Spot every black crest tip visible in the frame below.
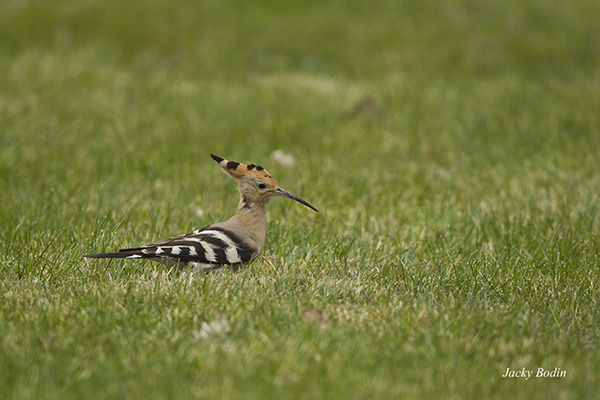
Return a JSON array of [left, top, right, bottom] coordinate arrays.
[[227, 161, 240, 169], [211, 154, 224, 163]]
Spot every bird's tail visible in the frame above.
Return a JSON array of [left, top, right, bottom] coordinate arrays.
[[84, 248, 148, 259]]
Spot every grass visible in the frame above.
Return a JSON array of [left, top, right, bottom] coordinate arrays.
[[1, 0, 599, 398]]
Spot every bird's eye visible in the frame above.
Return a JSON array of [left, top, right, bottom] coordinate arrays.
[[258, 183, 267, 189]]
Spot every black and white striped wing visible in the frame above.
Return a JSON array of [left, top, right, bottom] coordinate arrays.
[[86, 226, 256, 271], [146, 227, 255, 266]]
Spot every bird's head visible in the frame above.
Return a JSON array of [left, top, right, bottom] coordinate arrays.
[[211, 154, 318, 212]]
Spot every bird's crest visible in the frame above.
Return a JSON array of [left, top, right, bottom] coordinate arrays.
[[211, 154, 278, 188]]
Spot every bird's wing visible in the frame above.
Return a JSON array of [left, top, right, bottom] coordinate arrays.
[[85, 226, 256, 267]]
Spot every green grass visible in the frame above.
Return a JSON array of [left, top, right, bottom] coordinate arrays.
[[1, 0, 599, 398]]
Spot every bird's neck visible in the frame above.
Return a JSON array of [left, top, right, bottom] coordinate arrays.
[[227, 194, 269, 251]]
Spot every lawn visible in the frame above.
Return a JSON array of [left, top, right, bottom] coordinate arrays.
[[1, 0, 599, 398]]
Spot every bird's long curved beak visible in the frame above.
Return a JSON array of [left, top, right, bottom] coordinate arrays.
[[275, 188, 319, 212]]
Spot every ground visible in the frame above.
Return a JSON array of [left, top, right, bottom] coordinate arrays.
[[1, 0, 599, 398]]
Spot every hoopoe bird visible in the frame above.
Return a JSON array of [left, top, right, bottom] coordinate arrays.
[[84, 154, 318, 272]]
